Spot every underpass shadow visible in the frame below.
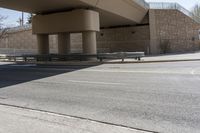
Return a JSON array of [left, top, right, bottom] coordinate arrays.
[[0, 63, 98, 89]]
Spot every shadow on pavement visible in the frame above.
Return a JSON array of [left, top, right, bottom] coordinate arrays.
[[0, 63, 98, 89]]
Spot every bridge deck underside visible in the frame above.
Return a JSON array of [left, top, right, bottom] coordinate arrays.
[[0, 0, 148, 27]]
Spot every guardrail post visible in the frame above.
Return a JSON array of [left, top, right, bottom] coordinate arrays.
[[24, 56, 27, 62]]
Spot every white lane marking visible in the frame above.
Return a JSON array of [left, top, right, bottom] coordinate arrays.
[[190, 68, 200, 75], [67, 80, 123, 85], [191, 70, 195, 75], [190, 68, 200, 81]]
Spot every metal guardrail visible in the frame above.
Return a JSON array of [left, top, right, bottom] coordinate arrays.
[[0, 54, 96, 62], [98, 52, 145, 61], [149, 2, 200, 23], [0, 52, 145, 62]]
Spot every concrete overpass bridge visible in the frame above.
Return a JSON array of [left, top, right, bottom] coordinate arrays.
[[0, 0, 149, 55]]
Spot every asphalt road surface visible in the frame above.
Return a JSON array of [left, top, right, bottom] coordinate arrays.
[[0, 61, 200, 133]]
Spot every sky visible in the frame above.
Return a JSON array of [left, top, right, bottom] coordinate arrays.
[[0, 0, 200, 27]]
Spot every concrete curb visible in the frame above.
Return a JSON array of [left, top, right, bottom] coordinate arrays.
[[108, 59, 200, 64], [15, 61, 103, 66], [12, 58, 200, 66]]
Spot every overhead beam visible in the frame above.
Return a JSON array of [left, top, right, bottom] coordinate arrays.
[[32, 9, 100, 34]]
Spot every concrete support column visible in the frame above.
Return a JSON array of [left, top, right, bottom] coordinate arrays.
[[37, 34, 49, 55], [82, 31, 97, 54], [58, 33, 71, 54]]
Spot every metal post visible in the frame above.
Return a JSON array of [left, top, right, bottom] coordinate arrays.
[[22, 12, 24, 26]]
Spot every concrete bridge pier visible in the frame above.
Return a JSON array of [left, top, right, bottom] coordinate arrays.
[[58, 33, 71, 54], [82, 31, 97, 54], [2, 0, 149, 56], [37, 34, 49, 55], [32, 9, 100, 56]]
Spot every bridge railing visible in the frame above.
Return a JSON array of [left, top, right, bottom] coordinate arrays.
[[149, 2, 200, 23]]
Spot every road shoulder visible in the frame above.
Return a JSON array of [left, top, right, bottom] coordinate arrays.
[[0, 104, 151, 133]]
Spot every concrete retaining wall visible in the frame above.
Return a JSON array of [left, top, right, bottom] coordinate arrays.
[[0, 25, 150, 55]]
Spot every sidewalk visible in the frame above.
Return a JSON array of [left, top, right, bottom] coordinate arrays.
[[106, 52, 200, 63], [0, 104, 151, 133], [141, 52, 200, 62]]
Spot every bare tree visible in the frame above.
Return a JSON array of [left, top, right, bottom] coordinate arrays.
[[192, 4, 200, 18], [0, 15, 5, 29], [0, 15, 8, 39], [0, 28, 8, 39]]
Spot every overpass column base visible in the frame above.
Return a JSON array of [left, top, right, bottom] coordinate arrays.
[[37, 34, 49, 55], [82, 31, 97, 55], [58, 33, 71, 54]]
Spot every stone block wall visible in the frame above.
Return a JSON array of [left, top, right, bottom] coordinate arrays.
[[0, 25, 150, 55], [97, 25, 150, 53], [0, 30, 84, 55], [149, 9, 200, 54], [68, 25, 150, 54], [0, 29, 37, 55]]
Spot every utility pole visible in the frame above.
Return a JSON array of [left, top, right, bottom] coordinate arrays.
[[21, 11, 24, 26]]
